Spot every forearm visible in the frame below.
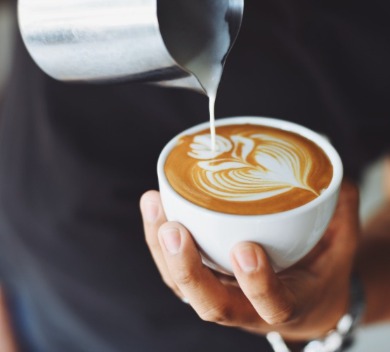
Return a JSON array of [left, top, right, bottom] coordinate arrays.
[[356, 201, 390, 324], [0, 288, 17, 352]]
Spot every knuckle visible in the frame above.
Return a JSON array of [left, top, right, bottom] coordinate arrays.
[[263, 303, 295, 326], [246, 284, 273, 302], [199, 303, 233, 324], [173, 268, 196, 287]]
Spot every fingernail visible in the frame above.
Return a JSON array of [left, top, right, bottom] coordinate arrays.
[[234, 245, 258, 273], [161, 228, 182, 255], [143, 201, 159, 223]]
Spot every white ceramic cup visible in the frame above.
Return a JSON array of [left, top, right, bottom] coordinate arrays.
[[157, 117, 343, 274]]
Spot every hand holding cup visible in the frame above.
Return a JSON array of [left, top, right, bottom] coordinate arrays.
[[157, 117, 343, 273], [140, 181, 359, 340]]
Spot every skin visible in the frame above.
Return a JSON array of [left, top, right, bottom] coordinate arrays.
[[356, 157, 390, 325], [0, 161, 388, 350], [141, 160, 390, 342], [0, 289, 17, 352]]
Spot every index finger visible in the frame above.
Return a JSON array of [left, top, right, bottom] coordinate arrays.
[[158, 222, 261, 327], [140, 191, 181, 296]]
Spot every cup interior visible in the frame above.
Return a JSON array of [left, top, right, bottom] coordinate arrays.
[[158, 116, 343, 218]]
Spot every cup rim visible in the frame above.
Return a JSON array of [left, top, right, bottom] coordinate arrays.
[[157, 116, 343, 219]]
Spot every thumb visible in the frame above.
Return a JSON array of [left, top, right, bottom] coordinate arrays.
[[231, 243, 296, 326]]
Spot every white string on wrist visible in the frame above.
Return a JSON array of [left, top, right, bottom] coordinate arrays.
[[266, 274, 365, 352]]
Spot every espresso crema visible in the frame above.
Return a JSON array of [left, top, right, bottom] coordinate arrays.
[[165, 124, 333, 215]]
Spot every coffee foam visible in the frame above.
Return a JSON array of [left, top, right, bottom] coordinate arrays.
[[165, 124, 333, 215]]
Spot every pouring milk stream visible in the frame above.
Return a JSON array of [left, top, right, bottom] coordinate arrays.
[[158, 0, 237, 151]]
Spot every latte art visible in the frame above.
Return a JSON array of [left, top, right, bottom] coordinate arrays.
[[189, 133, 319, 202], [165, 124, 333, 215]]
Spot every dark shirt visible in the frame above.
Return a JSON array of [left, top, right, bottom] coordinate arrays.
[[0, 1, 389, 351]]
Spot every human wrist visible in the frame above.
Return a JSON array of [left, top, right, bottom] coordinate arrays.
[[267, 274, 365, 352]]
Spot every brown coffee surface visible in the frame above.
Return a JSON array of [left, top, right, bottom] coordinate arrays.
[[165, 124, 333, 215]]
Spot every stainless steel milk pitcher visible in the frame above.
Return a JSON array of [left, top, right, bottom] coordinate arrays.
[[18, 0, 244, 94]]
